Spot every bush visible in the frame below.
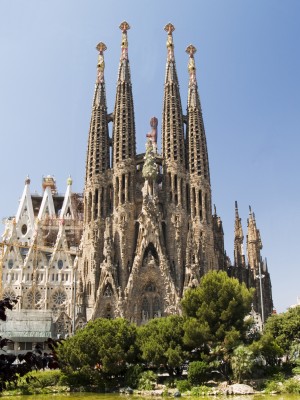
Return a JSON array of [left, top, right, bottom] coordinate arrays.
[[175, 379, 191, 392], [264, 380, 282, 394], [188, 361, 209, 385], [292, 365, 300, 375], [231, 345, 254, 382], [190, 385, 212, 396], [124, 364, 143, 388], [58, 366, 103, 389], [16, 370, 65, 394], [283, 378, 300, 394], [138, 370, 157, 390], [20, 370, 62, 389]]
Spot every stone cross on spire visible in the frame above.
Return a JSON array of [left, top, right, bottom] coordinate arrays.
[[186, 44, 197, 85], [119, 21, 130, 60], [164, 23, 175, 61], [96, 42, 107, 84]]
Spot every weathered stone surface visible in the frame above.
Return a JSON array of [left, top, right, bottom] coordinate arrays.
[[226, 383, 254, 395]]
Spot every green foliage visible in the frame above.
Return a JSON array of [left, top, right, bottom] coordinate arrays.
[[283, 378, 300, 394], [188, 361, 210, 385], [292, 366, 300, 374], [137, 370, 157, 390], [175, 379, 191, 392], [264, 380, 282, 393], [263, 306, 300, 357], [230, 345, 254, 382], [250, 332, 283, 367], [56, 317, 138, 384], [19, 370, 61, 388], [16, 370, 64, 394], [264, 374, 300, 394], [190, 385, 212, 396], [137, 315, 187, 375], [58, 367, 102, 389], [181, 271, 253, 349], [124, 364, 143, 388]]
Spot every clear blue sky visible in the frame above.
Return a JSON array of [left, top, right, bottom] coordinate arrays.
[[0, 0, 299, 312]]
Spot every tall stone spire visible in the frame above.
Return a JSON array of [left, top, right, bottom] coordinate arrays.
[[161, 24, 188, 293], [186, 45, 216, 272], [162, 23, 185, 167], [80, 42, 112, 321], [247, 206, 262, 270], [186, 45, 210, 181], [234, 201, 245, 268], [85, 42, 110, 185], [112, 21, 136, 165]]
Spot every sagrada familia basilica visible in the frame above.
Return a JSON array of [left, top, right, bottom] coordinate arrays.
[[0, 22, 273, 341]]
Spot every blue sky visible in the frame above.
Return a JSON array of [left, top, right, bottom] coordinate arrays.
[[0, 0, 299, 312]]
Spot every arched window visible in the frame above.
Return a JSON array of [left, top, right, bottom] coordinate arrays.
[[153, 297, 161, 317], [103, 284, 113, 297], [106, 304, 112, 319], [145, 283, 156, 292], [87, 281, 92, 296], [141, 297, 150, 321]]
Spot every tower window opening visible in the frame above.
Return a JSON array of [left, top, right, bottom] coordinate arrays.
[[199, 190, 203, 221], [121, 174, 126, 204], [192, 187, 196, 217], [94, 189, 99, 220]]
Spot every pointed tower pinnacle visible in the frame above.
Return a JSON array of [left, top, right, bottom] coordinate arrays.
[[112, 21, 136, 165], [85, 41, 110, 185], [186, 44, 210, 181], [162, 23, 185, 167], [247, 206, 262, 270], [234, 201, 245, 268]]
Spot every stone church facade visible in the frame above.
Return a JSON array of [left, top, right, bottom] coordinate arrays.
[[0, 22, 273, 336]]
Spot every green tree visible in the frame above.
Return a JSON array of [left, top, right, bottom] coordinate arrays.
[[250, 332, 283, 367], [231, 345, 254, 382], [250, 306, 300, 368], [137, 315, 187, 376], [57, 318, 138, 387], [263, 306, 300, 359], [188, 361, 210, 385], [181, 271, 254, 349]]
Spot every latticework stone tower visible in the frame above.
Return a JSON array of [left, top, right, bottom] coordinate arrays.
[[77, 22, 273, 324]]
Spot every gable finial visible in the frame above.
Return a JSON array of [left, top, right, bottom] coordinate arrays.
[[96, 42, 107, 83], [119, 21, 130, 60], [164, 23, 175, 61], [186, 44, 197, 84]]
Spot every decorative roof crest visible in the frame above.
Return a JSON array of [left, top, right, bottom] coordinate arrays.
[[186, 44, 197, 84], [96, 42, 107, 83], [164, 23, 175, 61], [119, 21, 130, 60]]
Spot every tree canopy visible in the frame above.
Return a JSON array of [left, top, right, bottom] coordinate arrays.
[[181, 271, 254, 349], [252, 305, 300, 364], [57, 318, 138, 384], [264, 306, 300, 352], [137, 315, 187, 376]]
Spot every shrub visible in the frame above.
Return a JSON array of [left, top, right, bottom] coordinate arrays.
[[283, 378, 300, 394], [175, 379, 191, 392], [138, 370, 157, 390], [124, 364, 143, 388], [231, 345, 254, 382], [292, 365, 300, 375], [20, 370, 62, 389], [264, 380, 282, 394], [188, 361, 209, 385], [58, 367, 102, 389], [190, 385, 212, 396]]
